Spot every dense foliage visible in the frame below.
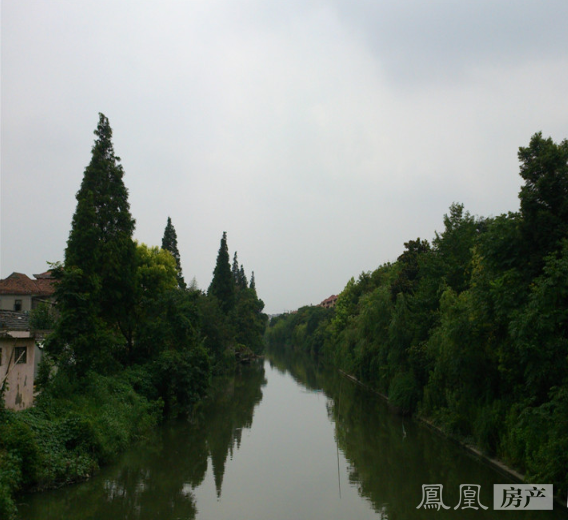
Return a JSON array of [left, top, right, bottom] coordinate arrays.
[[0, 114, 267, 519], [266, 132, 568, 497]]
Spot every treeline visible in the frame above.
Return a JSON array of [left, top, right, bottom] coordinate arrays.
[[266, 132, 568, 495], [0, 114, 267, 518]]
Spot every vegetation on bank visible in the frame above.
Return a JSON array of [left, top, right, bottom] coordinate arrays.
[[266, 132, 568, 497], [0, 114, 267, 519]]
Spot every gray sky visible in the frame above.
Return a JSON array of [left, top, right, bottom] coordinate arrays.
[[2, 1, 568, 314]]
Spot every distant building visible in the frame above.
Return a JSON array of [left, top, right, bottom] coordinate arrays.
[[0, 271, 56, 312], [320, 295, 338, 309]]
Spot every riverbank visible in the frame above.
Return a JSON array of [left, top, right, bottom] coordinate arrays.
[[339, 368, 524, 479], [0, 370, 163, 519], [337, 367, 568, 510]]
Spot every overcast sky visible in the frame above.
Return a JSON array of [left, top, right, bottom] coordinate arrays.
[[2, 1, 568, 314]]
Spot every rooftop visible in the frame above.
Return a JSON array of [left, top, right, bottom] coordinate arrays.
[[0, 310, 31, 331], [0, 271, 56, 296]]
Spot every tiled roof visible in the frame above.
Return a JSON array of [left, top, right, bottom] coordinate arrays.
[[34, 278, 56, 295], [0, 272, 55, 296], [0, 310, 30, 331], [33, 271, 54, 279]]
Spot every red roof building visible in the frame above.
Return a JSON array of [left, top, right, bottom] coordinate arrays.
[[0, 272, 56, 312], [320, 295, 338, 309]]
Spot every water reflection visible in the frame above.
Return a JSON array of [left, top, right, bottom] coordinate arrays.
[[19, 362, 267, 520], [267, 346, 567, 520], [19, 352, 568, 520]]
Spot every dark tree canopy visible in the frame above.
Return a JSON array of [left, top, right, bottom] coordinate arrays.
[[231, 252, 247, 290], [66, 113, 135, 271], [390, 238, 430, 301], [50, 113, 137, 372], [162, 216, 186, 289], [518, 132, 568, 273], [208, 232, 235, 314], [232, 252, 240, 285]]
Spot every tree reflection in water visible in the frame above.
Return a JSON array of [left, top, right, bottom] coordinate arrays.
[[19, 361, 267, 520], [266, 346, 557, 520]]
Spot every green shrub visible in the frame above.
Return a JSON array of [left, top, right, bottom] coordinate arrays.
[[388, 371, 420, 413], [472, 400, 505, 456], [152, 346, 211, 416], [0, 451, 21, 520]]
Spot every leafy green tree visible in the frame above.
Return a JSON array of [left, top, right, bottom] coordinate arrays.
[[29, 302, 57, 330], [136, 243, 178, 298], [432, 203, 480, 294], [510, 240, 568, 403], [518, 132, 568, 275], [48, 113, 137, 373], [129, 243, 179, 363], [208, 232, 234, 314], [390, 238, 430, 302], [162, 216, 186, 289], [232, 287, 267, 355]]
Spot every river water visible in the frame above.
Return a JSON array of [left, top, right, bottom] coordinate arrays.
[[18, 349, 567, 519]]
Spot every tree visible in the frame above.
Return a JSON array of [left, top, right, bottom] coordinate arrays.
[[48, 113, 137, 373], [231, 252, 248, 290], [518, 132, 568, 274], [432, 203, 480, 294], [232, 252, 240, 285], [390, 238, 430, 302], [208, 232, 235, 314], [239, 266, 248, 290], [162, 217, 186, 289], [130, 242, 203, 360]]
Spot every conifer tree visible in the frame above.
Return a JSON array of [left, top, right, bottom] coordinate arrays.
[[49, 113, 137, 372], [208, 232, 235, 314], [162, 216, 186, 289], [232, 252, 248, 290], [232, 252, 240, 285], [238, 265, 248, 290]]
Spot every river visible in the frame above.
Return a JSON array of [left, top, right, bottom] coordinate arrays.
[[17, 348, 567, 519]]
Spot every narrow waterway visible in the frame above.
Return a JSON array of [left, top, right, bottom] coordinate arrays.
[[18, 350, 567, 519]]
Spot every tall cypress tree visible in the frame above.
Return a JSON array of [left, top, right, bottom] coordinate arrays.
[[208, 232, 235, 314], [232, 252, 240, 285], [238, 265, 248, 290], [50, 113, 137, 372], [162, 216, 186, 289]]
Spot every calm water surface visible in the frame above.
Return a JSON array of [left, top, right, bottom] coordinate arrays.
[[18, 349, 568, 519]]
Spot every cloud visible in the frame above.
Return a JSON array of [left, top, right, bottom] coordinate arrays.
[[2, 0, 568, 313]]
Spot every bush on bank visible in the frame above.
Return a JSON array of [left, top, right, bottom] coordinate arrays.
[[0, 371, 161, 519]]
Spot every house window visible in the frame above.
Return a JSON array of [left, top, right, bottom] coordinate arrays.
[[14, 300, 22, 312], [15, 347, 27, 364]]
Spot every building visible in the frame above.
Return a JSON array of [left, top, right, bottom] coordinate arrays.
[[0, 271, 56, 312], [0, 310, 48, 410], [320, 295, 338, 309]]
